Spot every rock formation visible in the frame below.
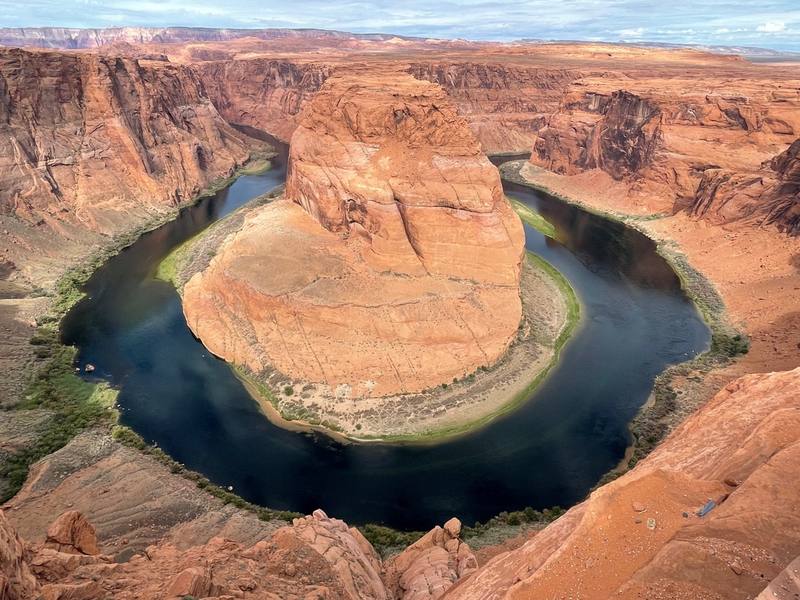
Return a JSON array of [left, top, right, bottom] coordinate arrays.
[[692, 137, 800, 234], [182, 69, 524, 398], [445, 367, 800, 599], [384, 517, 478, 600], [0, 46, 259, 287], [527, 59, 799, 229], [0, 505, 477, 600]]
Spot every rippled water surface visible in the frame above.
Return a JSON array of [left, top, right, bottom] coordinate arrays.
[[62, 150, 709, 530]]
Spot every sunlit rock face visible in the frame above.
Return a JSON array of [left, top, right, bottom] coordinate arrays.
[[0, 47, 256, 286], [183, 69, 525, 397]]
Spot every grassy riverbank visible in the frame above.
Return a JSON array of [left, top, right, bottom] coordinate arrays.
[[508, 196, 557, 239], [1, 151, 276, 503]]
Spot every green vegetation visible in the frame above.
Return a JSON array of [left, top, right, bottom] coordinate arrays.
[[0, 328, 118, 502], [154, 232, 202, 286], [508, 196, 557, 239], [238, 159, 272, 176], [463, 505, 565, 539], [359, 523, 425, 556], [359, 504, 568, 556]]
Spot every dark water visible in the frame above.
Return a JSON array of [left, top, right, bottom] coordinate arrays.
[[62, 150, 709, 531]]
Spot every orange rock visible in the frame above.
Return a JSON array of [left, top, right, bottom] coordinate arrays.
[[164, 566, 216, 598], [385, 517, 477, 600], [45, 512, 98, 556], [445, 367, 800, 600], [0, 46, 258, 287], [183, 69, 524, 398], [0, 510, 39, 600]]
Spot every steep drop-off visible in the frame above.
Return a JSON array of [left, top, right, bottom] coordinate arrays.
[[0, 47, 259, 287], [447, 366, 800, 600], [182, 69, 524, 404], [3, 367, 799, 599], [528, 65, 800, 229]]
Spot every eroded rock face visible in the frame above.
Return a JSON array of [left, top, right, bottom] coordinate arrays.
[[2, 504, 478, 600], [0, 510, 38, 600], [692, 137, 800, 234], [44, 512, 98, 556], [0, 47, 257, 287], [534, 90, 662, 180], [183, 70, 524, 397], [194, 58, 331, 141], [385, 517, 477, 600], [444, 367, 800, 599]]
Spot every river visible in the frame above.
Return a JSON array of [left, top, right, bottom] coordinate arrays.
[[61, 145, 709, 530]]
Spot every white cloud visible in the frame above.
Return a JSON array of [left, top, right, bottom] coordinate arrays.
[[618, 27, 644, 38], [756, 21, 786, 33]]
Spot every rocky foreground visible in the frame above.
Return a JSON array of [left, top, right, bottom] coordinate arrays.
[[182, 68, 526, 411], [1, 366, 798, 599]]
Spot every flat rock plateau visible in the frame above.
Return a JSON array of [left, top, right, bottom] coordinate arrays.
[[0, 27, 798, 600]]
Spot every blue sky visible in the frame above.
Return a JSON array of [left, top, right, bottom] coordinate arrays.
[[3, 0, 800, 51]]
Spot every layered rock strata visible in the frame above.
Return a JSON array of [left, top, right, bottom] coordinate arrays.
[[183, 69, 524, 398], [692, 137, 800, 234], [0, 47, 258, 287]]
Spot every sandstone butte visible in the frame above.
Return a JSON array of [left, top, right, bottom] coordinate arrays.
[[0, 30, 799, 600], [182, 69, 525, 398]]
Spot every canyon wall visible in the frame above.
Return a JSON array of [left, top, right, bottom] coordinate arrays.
[[0, 47, 258, 287], [407, 62, 576, 154], [182, 69, 524, 399], [692, 137, 800, 234], [192, 59, 331, 141], [529, 65, 800, 230]]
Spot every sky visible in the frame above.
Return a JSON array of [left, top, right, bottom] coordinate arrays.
[[3, 0, 800, 52]]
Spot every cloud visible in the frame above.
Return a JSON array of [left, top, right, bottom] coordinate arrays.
[[756, 21, 786, 32], [618, 27, 645, 38]]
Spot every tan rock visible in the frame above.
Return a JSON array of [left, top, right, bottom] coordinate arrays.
[[45, 511, 99, 556], [183, 69, 524, 399], [385, 518, 477, 600]]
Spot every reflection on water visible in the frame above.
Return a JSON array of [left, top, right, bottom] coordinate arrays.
[[62, 150, 709, 530]]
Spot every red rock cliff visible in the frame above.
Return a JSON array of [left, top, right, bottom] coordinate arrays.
[[692, 137, 800, 234], [182, 69, 524, 398], [0, 47, 258, 286]]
